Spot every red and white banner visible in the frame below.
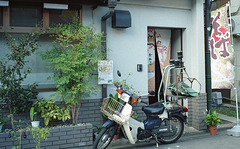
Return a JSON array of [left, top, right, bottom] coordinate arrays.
[[147, 28, 171, 91], [210, 5, 234, 89]]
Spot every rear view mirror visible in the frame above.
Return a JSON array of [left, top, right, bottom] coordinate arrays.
[[148, 90, 155, 95], [117, 70, 121, 77]]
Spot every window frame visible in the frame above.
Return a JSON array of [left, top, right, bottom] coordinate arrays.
[[0, 4, 82, 33], [0, 3, 82, 91]]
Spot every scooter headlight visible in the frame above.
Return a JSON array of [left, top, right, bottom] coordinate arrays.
[[131, 97, 137, 103], [117, 89, 123, 94]]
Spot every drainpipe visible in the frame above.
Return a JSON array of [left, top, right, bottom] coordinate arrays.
[[205, 0, 212, 112], [101, 4, 116, 99]]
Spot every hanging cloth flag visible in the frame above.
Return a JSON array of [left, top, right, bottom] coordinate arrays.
[[210, 5, 234, 89]]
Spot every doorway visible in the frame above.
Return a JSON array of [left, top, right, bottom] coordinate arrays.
[[147, 27, 182, 104]]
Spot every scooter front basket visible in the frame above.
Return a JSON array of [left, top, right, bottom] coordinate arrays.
[[101, 97, 133, 125]]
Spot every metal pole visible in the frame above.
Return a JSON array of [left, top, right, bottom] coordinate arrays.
[[233, 66, 239, 123], [101, 8, 115, 99], [228, 2, 240, 124], [205, 0, 212, 112]]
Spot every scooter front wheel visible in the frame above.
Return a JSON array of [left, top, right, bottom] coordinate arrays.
[[157, 115, 184, 144], [92, 123, 118, 149]]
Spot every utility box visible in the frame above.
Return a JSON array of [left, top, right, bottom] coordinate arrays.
[[112, 10, 131, 28], [212, 92, 222, 105], [232, 15, 240, 35]]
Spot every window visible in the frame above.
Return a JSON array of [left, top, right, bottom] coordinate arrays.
[[0, 3, 82, 90], [10, 6, 42, 27], [49, 9, 78, 27], [0, 3, 81, 32]]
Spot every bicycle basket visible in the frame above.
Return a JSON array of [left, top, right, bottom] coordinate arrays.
[[101, 97, 133, 125]]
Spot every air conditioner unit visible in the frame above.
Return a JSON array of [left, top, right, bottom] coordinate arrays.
[[112, 10, 131, 28], [231, 15, 240, 35], [212, 92, 222, 105]]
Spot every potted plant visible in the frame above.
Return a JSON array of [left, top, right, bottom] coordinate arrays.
[[30, 107, 40, 128], [0, 116, 6, 132], [32, 98, 70, 126], [204, 110, 221, 136]]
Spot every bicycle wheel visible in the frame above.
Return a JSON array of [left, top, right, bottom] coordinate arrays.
[[157, 116, 184, 144], [93, 123, 117, 149]]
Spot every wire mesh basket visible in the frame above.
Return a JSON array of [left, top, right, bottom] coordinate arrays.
[[101, 97, 133, 125]]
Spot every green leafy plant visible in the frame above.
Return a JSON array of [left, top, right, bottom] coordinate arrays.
[[40, 19, 105, 124], [0, 114, 6, 125], [113, 73, 140, 96], [30, 107, 37, 122], [109, 93, 118, 101], [31, 126, 50, 149], [32, 98, 70, 126], [0, 119, 6, 125], [0, 32, 43, 130], [6, 119, 26, 149], [92, 125, 104, 134], [214, 107, 240, 118], [204, 110, 221, 126], [131, 113, 138, 120]]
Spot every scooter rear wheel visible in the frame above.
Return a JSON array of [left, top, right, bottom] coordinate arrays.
[[157, 116, 184, 144], [92, 123, 117, 149]]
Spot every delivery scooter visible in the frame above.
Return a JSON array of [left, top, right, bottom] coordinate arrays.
[[93, 60, 190, 148]]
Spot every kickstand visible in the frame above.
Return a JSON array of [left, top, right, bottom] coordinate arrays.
[[154, 134, 160, 149], [156, 142, 159, 148]]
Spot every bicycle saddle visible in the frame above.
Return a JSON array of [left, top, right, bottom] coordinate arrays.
[[142, 102, 165, 115]]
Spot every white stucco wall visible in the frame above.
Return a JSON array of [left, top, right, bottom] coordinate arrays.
[[82, 0, 205, 97]]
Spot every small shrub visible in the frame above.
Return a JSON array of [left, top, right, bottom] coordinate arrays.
[[204, 110, 221, 126], [32, 98, 70, 126], [0, 32, 43, 130], [40, 20, 105, 124]]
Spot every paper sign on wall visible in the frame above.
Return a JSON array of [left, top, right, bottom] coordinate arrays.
[[98, 60, 113, 84]]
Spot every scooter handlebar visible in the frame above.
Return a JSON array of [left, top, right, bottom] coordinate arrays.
[[140, 100, 148, 105], [137, 96, 148, 105]]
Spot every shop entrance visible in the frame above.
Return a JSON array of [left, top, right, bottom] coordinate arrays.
[[147, 27, 183, 104]]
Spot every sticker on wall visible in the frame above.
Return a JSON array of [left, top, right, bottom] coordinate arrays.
[[148, 44, 155, 91], [98, 60, 113, 84], [210, 5, 234, 89], [148, 28, 156, 91]]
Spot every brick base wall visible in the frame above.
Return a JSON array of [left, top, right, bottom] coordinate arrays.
[[0, 123, 92, 149], [0, 94, 208, 149], [188, 93, 207, 130]]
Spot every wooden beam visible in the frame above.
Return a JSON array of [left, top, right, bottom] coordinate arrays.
[[9, 0, 107, 6], [43, 9, 49, 27]]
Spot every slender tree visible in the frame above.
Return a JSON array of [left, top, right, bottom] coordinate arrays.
[[0, 32, 42, 130], [41, 20, 105, 124]]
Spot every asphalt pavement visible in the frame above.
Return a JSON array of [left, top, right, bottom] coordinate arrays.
[[110, 128, 240, 149], [108, 114, 239, 149]]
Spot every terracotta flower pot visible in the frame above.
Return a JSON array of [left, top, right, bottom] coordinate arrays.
[[209, 125, 217, 136]]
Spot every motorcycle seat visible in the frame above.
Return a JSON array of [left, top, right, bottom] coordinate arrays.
[[142, 102, 165, 115]]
